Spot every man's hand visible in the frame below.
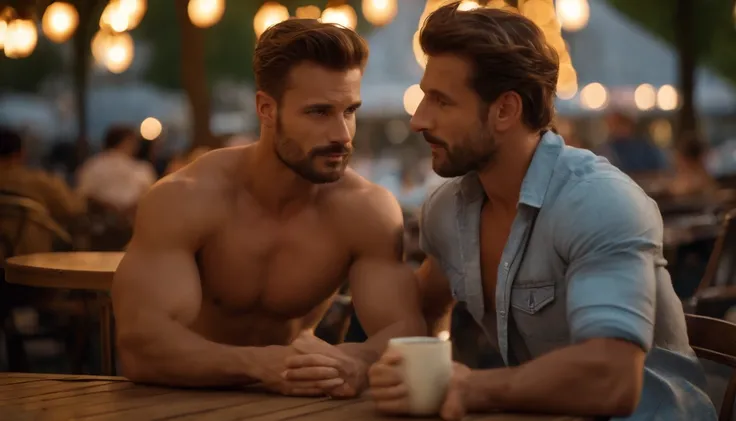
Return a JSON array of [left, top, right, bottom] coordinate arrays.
[[369, 349, 473, 421], [282, 332, 368, 398], [255, 344, 345, 397], [439, 363, 473, 421]]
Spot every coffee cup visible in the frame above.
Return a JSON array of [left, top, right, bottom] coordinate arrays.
[[388, 336, 453, 415]]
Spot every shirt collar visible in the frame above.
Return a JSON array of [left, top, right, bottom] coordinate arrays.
[[458, 131, 564, 208]]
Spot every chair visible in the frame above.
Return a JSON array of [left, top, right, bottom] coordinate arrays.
[[689, 209, 736, 319], [686, 314, 736, 421], [0, 193, 87, 372]]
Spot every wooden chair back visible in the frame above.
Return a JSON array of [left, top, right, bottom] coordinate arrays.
[[686, 314, 736, 421]]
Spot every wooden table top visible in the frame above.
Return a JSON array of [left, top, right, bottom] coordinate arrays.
[[0, 373, 589, 421], [5, 252, 124, 290]]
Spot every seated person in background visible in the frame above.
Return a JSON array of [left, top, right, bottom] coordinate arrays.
[[669, 134, 718, 197], [596, 111, 668, 175], [76, 126, 157, 215], [112, 19, 425, 397], [0, 127, 85, 254], [367, 4, 716, 421]]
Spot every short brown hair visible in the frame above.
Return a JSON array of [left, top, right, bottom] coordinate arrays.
[[420, 2, 559, 131], [254, 19, 369, 102]]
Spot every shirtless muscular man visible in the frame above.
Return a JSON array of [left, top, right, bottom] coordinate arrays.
[[112, 19, 426, 397]]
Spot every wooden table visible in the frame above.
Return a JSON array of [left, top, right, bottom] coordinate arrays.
[[4, 252, 125, 375], [0, 373, 589, 421]]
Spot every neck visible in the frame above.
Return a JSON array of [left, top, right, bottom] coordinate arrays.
[[477, 130, 541, 211], [242, 135, 318, 215]]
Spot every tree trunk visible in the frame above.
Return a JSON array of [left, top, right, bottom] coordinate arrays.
[[174, 0, 216, 149], [674, 0, 697, 144], [72, 0, 100, 164]]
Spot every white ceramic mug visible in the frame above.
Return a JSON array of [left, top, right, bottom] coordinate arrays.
[[388, 336, 453, 415]]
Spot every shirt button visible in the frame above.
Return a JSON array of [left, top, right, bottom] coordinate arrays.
[[503, 262, 509, 269], [499, 310, 506, 317]]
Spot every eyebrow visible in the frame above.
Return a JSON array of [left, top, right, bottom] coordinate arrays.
[[302, 101, 362, 111], [423, 87, 456, 105]]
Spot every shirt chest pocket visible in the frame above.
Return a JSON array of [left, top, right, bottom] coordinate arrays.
[[510, 281, 569, 348]]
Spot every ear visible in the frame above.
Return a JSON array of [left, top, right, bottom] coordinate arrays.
[[489, 91, 523, 132], [256, 91, 278, 129]]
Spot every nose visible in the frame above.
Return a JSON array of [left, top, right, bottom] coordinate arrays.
[[328, 116, 353, 145], [409, 97, 431, 133]]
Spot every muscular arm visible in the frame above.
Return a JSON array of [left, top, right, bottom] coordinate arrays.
[[112, 179, 269, 387], [461, 180, 657, 417], [341, 187, 427, 365], [416, 257, 454, 335]]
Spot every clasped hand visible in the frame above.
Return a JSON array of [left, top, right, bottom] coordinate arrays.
[[261, 331, 367, 398]]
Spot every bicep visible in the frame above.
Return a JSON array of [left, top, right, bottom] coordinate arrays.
[[561, 182, 660, 351], [348, 256, 420, 336], [112, 244, 202, 332]]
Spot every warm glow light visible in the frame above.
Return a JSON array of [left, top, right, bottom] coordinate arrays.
[[187, 0, 225, 28], [437, 331, 451, 341], [580, 82, 608, 110], [4, 19, 38, 58], [556, 0, 590, 32], [557, 63, 578, 99], [657, 85, 678, 111], [295, 5, 321, 19], [634, 83, 656, 111], [253, 2, 289, 38], [100, 31, 134, 73], [140, 117, 162, 140], [100, 1, 129, 32], [521, 0, 558, 28], [42, 2, 79, 43], [458, 1, 481, 11], [321, 5, 357, 30], [0, 21, 7, 50], [362, 0, 397, 26], [118, 0, 146, 29], [412, 30, 426, 69], [403, 84, 424, 115]]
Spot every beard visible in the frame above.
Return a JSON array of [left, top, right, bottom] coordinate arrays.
[[273, 117, 352, 184], [424, 128, 496, 178]]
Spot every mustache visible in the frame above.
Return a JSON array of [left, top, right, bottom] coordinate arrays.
[[311, 143, 353, 156], [423, 132, 448, 147]]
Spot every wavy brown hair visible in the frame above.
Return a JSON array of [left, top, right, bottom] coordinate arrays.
[[254, 19, 369, 103], [420, 2, 559, 130]]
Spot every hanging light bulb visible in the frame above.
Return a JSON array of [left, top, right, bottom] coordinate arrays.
[[100, 1, 130, 32], [321, 5, 357, 30], [0, 21, 7, 51], [556, 0, 589, 32], [187, 0, 225, 28], [102, 31, 134, 73], [295, 5, 321, 19], [4, 19, 38, 58], [457, 1, 481, 11], [42, 2, 78, 43], [253, 2, 289, 38], [118, 0, 146, 30], [362, 0, 397, 26]]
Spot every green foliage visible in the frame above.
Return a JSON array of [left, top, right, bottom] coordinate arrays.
[[606, 0, 736, 84]]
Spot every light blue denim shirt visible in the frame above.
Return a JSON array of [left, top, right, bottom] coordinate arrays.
[[420, 131, 717, 420]]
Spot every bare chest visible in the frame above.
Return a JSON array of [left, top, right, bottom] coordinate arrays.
[[197, 208, 352, 321], [479, 205, 515, 311]]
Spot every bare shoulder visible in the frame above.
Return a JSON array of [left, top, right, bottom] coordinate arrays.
[[324, 170, 404, 256], [327, 169, 403, 223], [133, 147, 245, 247]]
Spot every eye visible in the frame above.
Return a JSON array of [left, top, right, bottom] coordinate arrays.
[[308, 109, 329, 117], [344, 106, 359, 115]]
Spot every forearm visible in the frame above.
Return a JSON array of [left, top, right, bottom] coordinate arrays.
[[339, 314, 427, 366], [464, 342, 640, 417], [118, 318, 269, 388]]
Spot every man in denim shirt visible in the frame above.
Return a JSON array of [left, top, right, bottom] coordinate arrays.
[[368, 3, 716, 420]]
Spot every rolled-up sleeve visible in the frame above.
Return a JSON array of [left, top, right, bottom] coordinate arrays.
[[554, 178, 661, 351]]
